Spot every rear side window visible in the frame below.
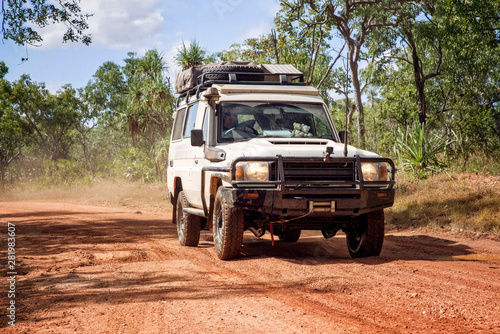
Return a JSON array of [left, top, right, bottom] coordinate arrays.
[[171, 108, 186, 141], [183, 102, 199, 138]]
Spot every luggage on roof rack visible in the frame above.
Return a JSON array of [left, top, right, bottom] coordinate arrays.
[[174, 61, 304, 96]]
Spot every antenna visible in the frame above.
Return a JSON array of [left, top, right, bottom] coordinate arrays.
[[344, 52, 349, 157]]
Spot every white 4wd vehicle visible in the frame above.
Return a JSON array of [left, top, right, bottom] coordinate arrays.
[[168, 62, 395, 260]]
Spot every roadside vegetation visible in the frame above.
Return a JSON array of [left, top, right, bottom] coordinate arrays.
[[1, 1, 499, 235], [1, 168, 499, 235], [387, 172, 500, 235]]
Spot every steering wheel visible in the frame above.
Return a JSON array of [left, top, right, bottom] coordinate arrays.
[[224, 127, 236, 136], [224, 125, 258, 137]]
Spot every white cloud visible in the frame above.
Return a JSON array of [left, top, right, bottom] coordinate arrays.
[[262, 0, 281, 16], [240, 22, 274, 41], [165, 41, 185, 76], [38, 0, 164, 50], [87, 0, 164, 50], [234, 0, 281, 43]]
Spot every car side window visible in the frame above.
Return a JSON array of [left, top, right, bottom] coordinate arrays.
[[183, 102, 199, 138], [171, 108, 186, 141]]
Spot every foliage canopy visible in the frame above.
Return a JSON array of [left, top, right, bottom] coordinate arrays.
[[1, 0, 92, 47]]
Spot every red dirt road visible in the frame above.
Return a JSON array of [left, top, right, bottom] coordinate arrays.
[[1, 200, 499, 333]]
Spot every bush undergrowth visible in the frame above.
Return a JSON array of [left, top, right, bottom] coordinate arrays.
[[387, 173, 500, 234]]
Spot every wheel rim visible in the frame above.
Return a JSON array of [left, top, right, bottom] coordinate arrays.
[[176, 201, 185, 241], [213, 205, 223, 251], [347, 228, 363, 253]]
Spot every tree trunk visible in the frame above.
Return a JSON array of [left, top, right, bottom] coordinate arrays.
[[416, 79, 427, 124], [411, 46, 427, 124], [0, 164, 5, 186], [350, 55, 366, 149]]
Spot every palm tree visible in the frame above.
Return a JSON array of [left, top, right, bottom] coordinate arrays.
[[174, 39, 207, 70], [127, 49, 175, 180], [128, 49, 174, 135]]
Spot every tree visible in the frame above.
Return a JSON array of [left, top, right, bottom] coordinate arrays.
[[0, 61, 7, 78], [126, 50, 174, 138], [174, 39, 207, 70], [399, 8, 442, 124], [279, 0, 416, 149], [215, 31, 345, 111], [0, 109, 29, 184], [366, 0, 500, 160], [1, 0, 92, 47], [125, 50, 175, 180], [216, 33, 281, 65], [10, 76, 79, 161], [0, 68, 30, 184]]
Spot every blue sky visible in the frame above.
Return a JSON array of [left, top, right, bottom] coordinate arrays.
[[1, 0, 281, 92]]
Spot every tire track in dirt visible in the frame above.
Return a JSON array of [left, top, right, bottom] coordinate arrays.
[[107, 221, 396, 332], [2, 201, 499, 333]]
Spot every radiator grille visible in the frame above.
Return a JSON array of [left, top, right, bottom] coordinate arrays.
[[282, 161, 355, 183]]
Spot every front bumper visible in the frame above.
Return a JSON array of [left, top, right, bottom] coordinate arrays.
[[206, 155, 396, 218], [222, 186, 394, 217]]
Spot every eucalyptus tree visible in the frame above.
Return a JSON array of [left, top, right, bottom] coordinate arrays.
[[10, 76, 79, 161], [366, 0, 500, 160], [77, 61, 129, 175], [436, 0, 500, 156], [390, 2, 442, 124], [0, 66, 30, 183], [279, 0, 415, 149], [1, 0, 91, 47], [0, 108, 27, 184], [365, 0, 499, 125], [216, 30, 345, 112]]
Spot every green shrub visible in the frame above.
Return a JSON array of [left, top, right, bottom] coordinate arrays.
[[395, 122, 454, 179]]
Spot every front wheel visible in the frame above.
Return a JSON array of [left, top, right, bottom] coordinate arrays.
[[176, 191, 201, 247], [213, 188, 244, 260], [346, 210, 385, 258]]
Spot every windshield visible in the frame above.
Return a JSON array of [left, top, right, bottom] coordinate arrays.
[[219, 102, 336, 142]]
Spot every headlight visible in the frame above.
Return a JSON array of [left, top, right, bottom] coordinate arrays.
[[235, 162, 269, 181], [361, 163, 389, 182]]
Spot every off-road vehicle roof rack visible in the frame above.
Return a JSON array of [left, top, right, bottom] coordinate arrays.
[[175, 63, 306, 106]]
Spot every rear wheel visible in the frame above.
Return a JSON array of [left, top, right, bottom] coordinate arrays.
[[346, 210, 385, 258], [212, 188, 244, 260], [279, 229, 301, 242], [176, 191, 201, 247]]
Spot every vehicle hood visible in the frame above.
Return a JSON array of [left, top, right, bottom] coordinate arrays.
[[221, 138, 379, 159]]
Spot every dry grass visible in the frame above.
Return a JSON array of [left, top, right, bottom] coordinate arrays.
[[386, 173, 500, 234], [0, 180, 172, 213], [2, 173, 499, 234]]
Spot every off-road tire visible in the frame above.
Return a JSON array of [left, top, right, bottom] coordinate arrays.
[[212, 188, 244, 260], [279, 229, 301, 242], [346, 209, 385, 258], [176, 191, 201, 247], [202, 65, 264, 82]]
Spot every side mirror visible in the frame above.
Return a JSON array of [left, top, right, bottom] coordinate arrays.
[[191, 129, 204, 146], [338, 130, 346, 144]]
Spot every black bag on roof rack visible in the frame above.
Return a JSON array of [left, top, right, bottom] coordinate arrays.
[[174, 61, 262, 95], [174, 62, 305, 96]]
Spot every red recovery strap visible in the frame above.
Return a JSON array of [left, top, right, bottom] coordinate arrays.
[[270, 222, 274, 246]]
